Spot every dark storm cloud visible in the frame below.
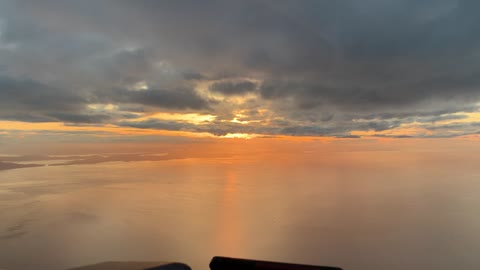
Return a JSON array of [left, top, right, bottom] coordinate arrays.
[[0, 76, 85, 112], [106, 88, 209, 110], [423, 121, 480, 131], [0, 75, 209, 123], [117, 119, 191, 132], [1, 0, 480, 136], [0, 113, 54, 123], [209, 80, 257, 96], [182, 71, 207, 81], [259, 73, 480, 113], [249, 0, 480, 117], [280, 126, 334, 136], [45, 113, 113, 124], [358, 107, 477, 121]]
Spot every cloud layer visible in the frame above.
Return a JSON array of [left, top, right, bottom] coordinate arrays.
[[1, 0, 480, 138]]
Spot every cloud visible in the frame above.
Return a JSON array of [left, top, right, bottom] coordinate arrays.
[[182, 71, 207, 81], [106, 88, 210, 110], [0, 75, 210, 123], [209, 80, 257, 96], [1, 0, 480, 137], [46, 112, 114, 124], [0, 76, 85, 112], [336, 135, 361, 139], [117, 119, 192, 132]]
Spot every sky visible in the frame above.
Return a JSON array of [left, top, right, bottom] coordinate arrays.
[[1, 0, 480, 148]]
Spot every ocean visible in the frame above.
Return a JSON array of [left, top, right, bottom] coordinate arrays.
[[1, 150, 480, 270]]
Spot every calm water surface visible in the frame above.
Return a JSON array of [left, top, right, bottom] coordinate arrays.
[[1, 151, 480, 270]]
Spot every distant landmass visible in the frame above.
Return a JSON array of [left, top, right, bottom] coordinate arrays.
[[0, 162, 42, 171], [0, 150, 235, 172]]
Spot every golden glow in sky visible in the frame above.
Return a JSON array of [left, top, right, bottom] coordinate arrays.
[[132, 112, 217, 125], [2, 110, 480, 144]]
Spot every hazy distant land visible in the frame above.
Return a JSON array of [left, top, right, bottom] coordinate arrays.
[[0, 161, 42, 171], [0, 152, 221, 171]]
